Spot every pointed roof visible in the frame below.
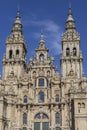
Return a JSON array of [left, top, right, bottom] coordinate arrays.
[[15, 9, 21, 24], [39, 33, 45, 48], [36, 33, 48, 52], [12, 9, 22, 34], [66, 5, 76, 30], [6, 10, 27, 51], [67, 5, 74, 21]]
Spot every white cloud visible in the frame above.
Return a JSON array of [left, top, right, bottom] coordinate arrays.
[[23, 17, 63, 55]]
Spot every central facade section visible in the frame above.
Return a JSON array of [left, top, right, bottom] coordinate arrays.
[[23, 36, 61, 130]]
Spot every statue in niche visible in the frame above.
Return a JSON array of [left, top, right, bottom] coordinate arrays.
[[39, 68, 44, 76]]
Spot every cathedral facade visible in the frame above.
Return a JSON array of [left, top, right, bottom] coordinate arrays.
[[0, 8, 87, 130]]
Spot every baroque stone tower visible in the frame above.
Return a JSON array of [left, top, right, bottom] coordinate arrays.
[[61, 8, 83, 78], [2, 10, 27, 80], [0, 7, 87, 130]]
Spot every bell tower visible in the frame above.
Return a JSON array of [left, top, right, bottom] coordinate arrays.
[[2, 10, 27, 79], [60, 7, 83, 78]]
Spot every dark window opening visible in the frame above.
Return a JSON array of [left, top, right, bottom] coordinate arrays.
[[73, 48, 77, 56], [55, 95, 59, 102], [23, 113, 27, 125], [34, 113, 49, 130], [56, 127, 61, 130], [42, 113, 48, 119], [16, 49, 19, 56], [23, 127, 27, 130], [66, 48, 70, 56], [42, 122, 49, 130], [34, 122, 40, 130], [35, 113, 48, 119], [23, 95, 27, 103], [35, 113, 41, 119], [38, 78, 44, 86], [38, 91, 44, 103], [9, 50, 13, 59], [55, 113, 60, 124]]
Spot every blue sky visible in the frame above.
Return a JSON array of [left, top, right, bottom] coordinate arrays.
[[0, 0, 87, 77]]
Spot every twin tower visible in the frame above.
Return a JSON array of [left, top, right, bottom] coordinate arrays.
[[0, 7, 86, 130], [2, 8, 83, 80]]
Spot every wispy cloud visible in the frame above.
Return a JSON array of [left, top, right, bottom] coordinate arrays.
[[30, 20, 60, 33], [23, 16, 63, 56]]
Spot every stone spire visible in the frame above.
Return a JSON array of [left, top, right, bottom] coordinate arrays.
[[12, 9, 22, 34], [66, 5, 76, 30], [39, 33, 45, 49], [6, 9, 26, 50]]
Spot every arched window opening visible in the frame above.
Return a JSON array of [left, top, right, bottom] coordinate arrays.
[[23, 113, 27, 125], [34, 113, 49, 130], [33, 71, 36, 77], [78, 103, 81, 108], [23, 127, 27, 130], [35, 113, 48, 119], [47, 71, 50, 76], [73, 48, 77, 56], [38, 91, 44, 103], [55, 113, 60, 124], [23, 95, 27, 103], [35, 113, 41, 119], [38, 78, 44, 87], [66, 48, 70, 56], [9, 50, 13, 59], [55, 95, 59, 102], [39, 54, 44, 62], [16, 49, 19, 56], [42, 113, 49, 119], [82, 103, 85, 108]]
